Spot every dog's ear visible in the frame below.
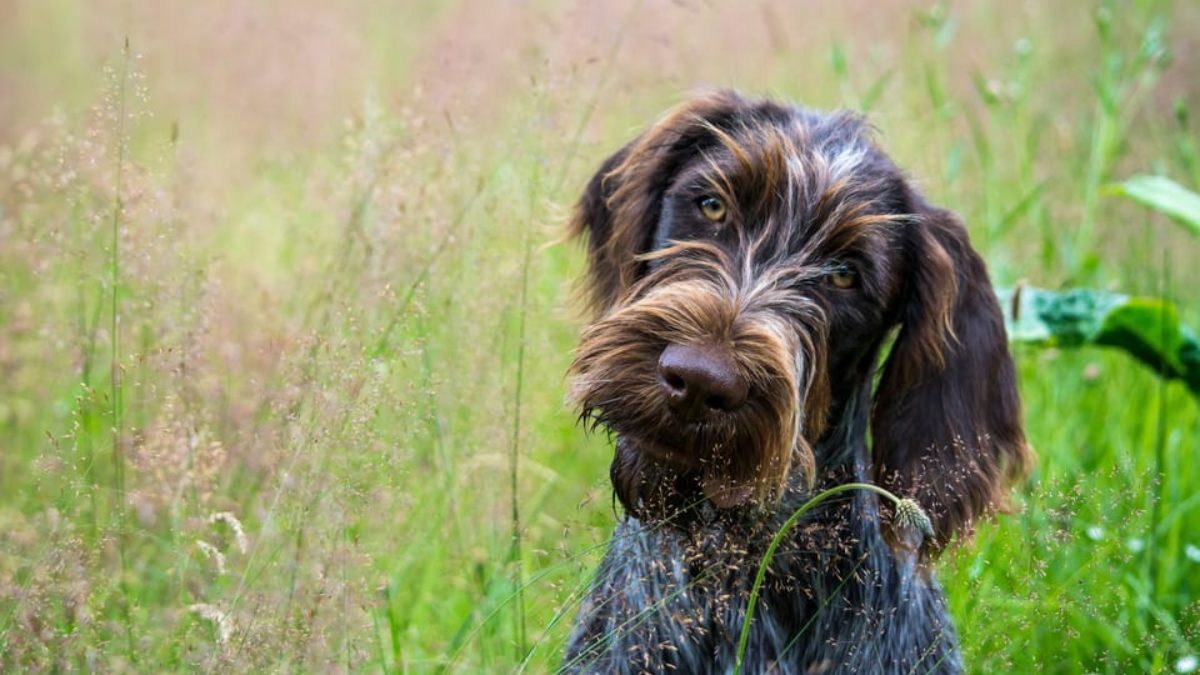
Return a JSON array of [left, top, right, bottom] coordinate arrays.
[[871, 190, 1032, 553], [569, 90, 746, 313], [568, 142, 639, 313]]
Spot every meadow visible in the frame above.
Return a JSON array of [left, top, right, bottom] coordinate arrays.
[[1, 0, 1198, 671]]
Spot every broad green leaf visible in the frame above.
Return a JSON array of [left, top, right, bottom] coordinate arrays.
[[996, 286, 1200, 397], [1095, 298, 1185, 374], [1106, 175, 1200, 237]]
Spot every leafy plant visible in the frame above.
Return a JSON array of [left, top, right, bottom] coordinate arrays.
[[999, 286, 1200, 396]]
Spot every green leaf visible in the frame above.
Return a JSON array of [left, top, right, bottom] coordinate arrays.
[[997, 286, 1200, 397], [971, 70, 1000, 108], [829, 42, 848, 80], [1095, 298, 1185, 374], [1106, 175, 1200, 237], [993, 181, 1045, 239], [858, 70, 893, 113], [998, 286, 1121, 346]]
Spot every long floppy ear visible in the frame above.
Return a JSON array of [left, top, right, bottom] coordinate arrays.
[[872, 190, 1032, 553], [568, 90, 747, 313], [567, 143, 639, 313]]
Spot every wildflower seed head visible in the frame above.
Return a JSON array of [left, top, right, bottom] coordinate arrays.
[[196, 539, 226, 575], [188, 603, 233, 645], [894, 497, 934, 538], [209, 511, 249, 554]]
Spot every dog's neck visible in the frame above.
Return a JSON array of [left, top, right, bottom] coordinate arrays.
[[812, 374, 875, 482]]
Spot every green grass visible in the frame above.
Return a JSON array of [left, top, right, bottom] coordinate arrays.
[[1, 0, 1198, 672]]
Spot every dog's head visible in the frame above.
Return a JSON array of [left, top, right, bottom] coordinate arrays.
[[568, 91, 1031, 551]]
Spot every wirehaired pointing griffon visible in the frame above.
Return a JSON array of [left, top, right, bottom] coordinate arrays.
[[563, 91, 1031, 673]]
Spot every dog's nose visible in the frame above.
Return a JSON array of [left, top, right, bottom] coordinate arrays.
[[657, 343, 748, 419]]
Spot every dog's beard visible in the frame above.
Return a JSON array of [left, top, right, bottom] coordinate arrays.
[[568, 276, 829, 519]]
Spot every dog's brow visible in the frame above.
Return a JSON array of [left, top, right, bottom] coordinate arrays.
[[697, 152, 736, 203]]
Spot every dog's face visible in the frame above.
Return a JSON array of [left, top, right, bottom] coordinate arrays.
[[568, 91, 1030, 550]]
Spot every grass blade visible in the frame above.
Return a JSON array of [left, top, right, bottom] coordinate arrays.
[[1106, 175, 1200, 237]]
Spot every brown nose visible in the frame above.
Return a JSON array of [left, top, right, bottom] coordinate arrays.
[[657, 343, 748, 420]]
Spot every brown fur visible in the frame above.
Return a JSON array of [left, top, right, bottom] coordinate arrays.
[[569, 241, 822, 509], [871, 196, 1033, 550]]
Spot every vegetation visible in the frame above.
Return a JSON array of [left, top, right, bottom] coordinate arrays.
[[1, 0, 1197, 671], [1001, 286, 1200, 397]]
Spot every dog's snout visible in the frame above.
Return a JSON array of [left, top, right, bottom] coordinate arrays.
[[657, 343, 748, 419]]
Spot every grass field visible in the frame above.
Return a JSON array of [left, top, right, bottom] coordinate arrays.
[[1, 0, 1199, 671]]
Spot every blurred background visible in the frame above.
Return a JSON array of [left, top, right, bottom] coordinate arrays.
[[1, 0, 1198, 671]]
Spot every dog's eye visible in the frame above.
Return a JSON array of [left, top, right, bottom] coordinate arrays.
[[828, 264, 858, 289], [697, 196, 727, 223]]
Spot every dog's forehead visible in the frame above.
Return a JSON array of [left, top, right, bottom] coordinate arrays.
[[687, 106, 889, 191], [662, 105, 908, 252]]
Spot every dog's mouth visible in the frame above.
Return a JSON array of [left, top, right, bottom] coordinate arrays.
[[616, 430, 760, 509], [620, 430, 695, 466], [572, 356, 811, 514], [699, 472, 756, 509]]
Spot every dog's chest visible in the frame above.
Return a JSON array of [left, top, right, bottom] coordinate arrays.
[[564, 511, 962, 674]]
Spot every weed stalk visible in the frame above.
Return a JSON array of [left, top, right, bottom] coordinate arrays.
[[509, 207, 536, 663], [109, 35, 135, 661]]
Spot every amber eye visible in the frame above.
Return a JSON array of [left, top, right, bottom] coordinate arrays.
[[698, 196, 727, 222], [829, 265, 858, 289]]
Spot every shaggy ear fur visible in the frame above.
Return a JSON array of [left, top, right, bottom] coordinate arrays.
[[871, 191, 1032, 553], [568, 90, 747, 313]]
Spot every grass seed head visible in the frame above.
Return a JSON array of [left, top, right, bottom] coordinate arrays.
[[894, 498, 935, 538]]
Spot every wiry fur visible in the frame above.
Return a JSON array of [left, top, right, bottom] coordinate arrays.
[[570, 240, 824, 511], [563, 398, 960, 674], [563, 91, 1032, 673]]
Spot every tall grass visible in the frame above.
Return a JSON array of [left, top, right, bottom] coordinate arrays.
[[0, 0, 1197, 672]]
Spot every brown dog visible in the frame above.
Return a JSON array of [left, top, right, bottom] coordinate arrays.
[[564, 91, 1031, 673]]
